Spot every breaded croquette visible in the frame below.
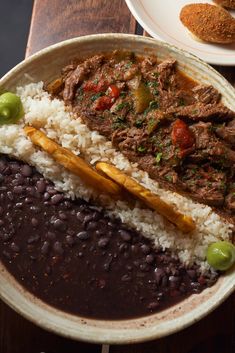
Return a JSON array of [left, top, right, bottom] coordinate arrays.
[[213, 0, 235, 9], [180, 3, 235, 43]]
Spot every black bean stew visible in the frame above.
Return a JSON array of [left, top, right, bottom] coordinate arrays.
[[55, 50, 235, 223], [0, 155, 218, 319]]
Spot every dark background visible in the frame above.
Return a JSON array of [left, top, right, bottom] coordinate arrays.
[[0, 0, 33, 77]]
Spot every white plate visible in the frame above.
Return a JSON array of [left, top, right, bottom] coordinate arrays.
[[125, 0, 235, 65]]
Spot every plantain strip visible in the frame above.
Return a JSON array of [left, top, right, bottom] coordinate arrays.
[[46, 77, 64, 95], [96, 162, 196, 233], [24, 126, 122, 197]]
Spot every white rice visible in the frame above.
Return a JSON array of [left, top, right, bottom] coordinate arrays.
[[0, 82, 233, 271]]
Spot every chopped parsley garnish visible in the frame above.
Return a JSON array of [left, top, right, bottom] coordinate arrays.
[[192, 109, 198, 115], [148, 118, 156, 128], [164, 175, 173, 182], [120, 91, 127, 98], [76, 95, 83, 102], [93, 78, 99, 84], [112, 122, 126, 130], [112, 116, 126, 130], [146, 81, 159, 88], [137, 146, 146, 153], [155, 152, 163, 163], [149, 101, 159, 109], [118, 115, 126, 121], [75, 88, 84, 102], [178, 98, 185, 106], [115, 102, 130, 112], [125, 62, 133, 69], [135, 117, 145, 128], [143, 100, 159, 116], [209, 125, 218, 132], [143, 108, 149, 117], [191, 167, 198, 174], [90, 92, 104, 101], [147, 117, 158, 134], [153, 72, 159, 78]]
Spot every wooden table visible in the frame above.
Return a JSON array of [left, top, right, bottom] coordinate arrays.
[[1, 1, 235, 352]]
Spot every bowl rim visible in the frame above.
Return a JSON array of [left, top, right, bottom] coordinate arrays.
[[0, 33, 235, 344]]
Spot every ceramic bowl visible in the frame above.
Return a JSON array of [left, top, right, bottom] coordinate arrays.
[[0, 34, 235, 344]]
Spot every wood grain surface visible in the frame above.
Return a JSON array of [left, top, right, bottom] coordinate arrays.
[[0, 301, 99, 353], [1, 0, 234, 352], [26, 0, 136, 57]]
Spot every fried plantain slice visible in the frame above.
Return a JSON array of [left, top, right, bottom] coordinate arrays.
[[96, 162, 196, 233], [24, 126, 122, 197], [45, 77, 64, 95]]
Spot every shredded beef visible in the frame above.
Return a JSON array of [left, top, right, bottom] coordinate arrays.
[[78, 110, 113, 137], [179, 164, 226, 206], [190, 122, 235, 166], [157, 59, 177, 90], [168, 103, 235, 122], [63, 55, 104, 103], [54, 50, 235, 218], [216, 119, 235, 145], [192, 85, 221, 104]]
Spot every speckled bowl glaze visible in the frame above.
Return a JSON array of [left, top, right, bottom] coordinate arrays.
[[0, 34, 235, 344]]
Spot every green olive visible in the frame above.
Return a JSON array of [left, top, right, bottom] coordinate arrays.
[[207, 241, 235, 271], [0, 92, 24, 125]]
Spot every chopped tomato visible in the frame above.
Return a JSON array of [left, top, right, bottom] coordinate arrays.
[[172, 119, 194, 150], [83, 81, 97, 92], [83, 79, 108, 93], [107, 85, 120, 98], [94, 96, 114, 111]]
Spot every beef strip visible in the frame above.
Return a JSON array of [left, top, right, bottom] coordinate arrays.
[[190, 122, 235, 166], [78, 110, 113, 137], [158, 91, 180, 110], [113, 61, 139, 81], [110, 96, 132, 118], [157, 59, 177, 91], [61, 62, 78, 76], [158, 83, 221, 112], [216, 119, 235, 145], [192, 85, 221, 104], [63, 55, 104, 103], [153, 59, 179, 111], [112, 127, 149, 153], [140, 58, 177, 93], [178, 164, 226, 206], [168, 102, 235, 122]]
